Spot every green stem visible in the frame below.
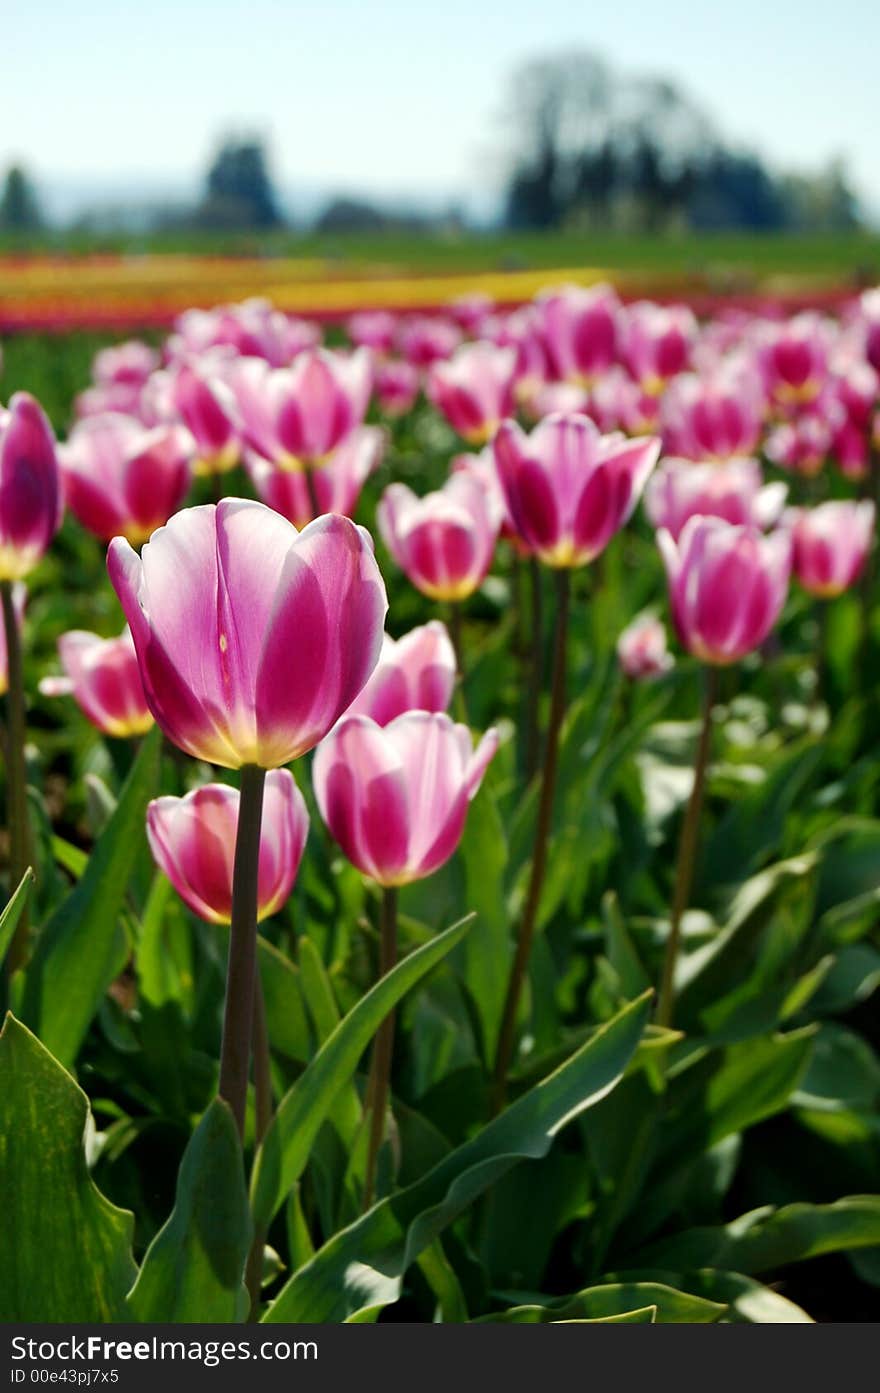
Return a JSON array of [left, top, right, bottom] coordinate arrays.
[[362, 886, 398, 1210], [447, 602, 469, 724], [492, 567, 570, 1113], [218, 764, 266, 1138], [305, 466, 321, 522], [525, 556, 544, 784], [655, 666, 718, 1029], [2, 579, 30, 976], [244, 969, 273, 1316]]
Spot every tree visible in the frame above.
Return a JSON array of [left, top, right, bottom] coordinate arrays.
[[0, 165, 43, 232], [197, 137, 283, 230]]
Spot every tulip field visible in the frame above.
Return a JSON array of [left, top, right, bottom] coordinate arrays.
[[2, 278, 880, 1327]]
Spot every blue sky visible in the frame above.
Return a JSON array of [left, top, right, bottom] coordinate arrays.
[[4, 0, 879, 210]]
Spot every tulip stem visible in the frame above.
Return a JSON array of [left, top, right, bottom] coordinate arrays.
[[447, 603, 469, 723], [363, 886, 398, 1210], [656, 665, 718, 1029], [305, 467, 321, 522], [1, 579, 30, 976], [218, 763, 267, 1138], [244, 970, 273, 1317], [525, 557, 544, 783], [492, 567, 570, 1113]]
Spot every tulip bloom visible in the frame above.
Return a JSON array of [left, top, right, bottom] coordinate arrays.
[[757, 314, 832, 410], [108, 498, 387, 768], [449, 292, 494, 336], [0, 393, 63, 581], [377, 471, 499, 601], [61, 414, 194, 544], [374, 359, 420, 418], [313, 711, 498, 886], [169, 301, 319, 366], [538, 283, 620, 386], [427, 343, 516, 445], [493, 413, 660, 568], [662, 371, 765, 461], [764, 412, 836, 478], [587, 368, 660, 436], [399, 317, 462, 368], [39, 627, 153, 737], [0, 583, 24, 696], [173, 364, 241, 475], [617, 614, 673, 681], [248, 426, 384, 528], [347, 311, 397, 354], [342, 621, 456, 725], [619, 303, 696, 391], [645, 457, 787, 540], [786, 500, 875, 597], [233, 349, 371, 467], [658, 516, 792, 664], [93, 340, 159, 388], [147, 770, 308, 924]]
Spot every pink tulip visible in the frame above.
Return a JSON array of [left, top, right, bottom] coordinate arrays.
[[493, 413, 660, 568], [0, 583, 25, 695], [449, 292, 494, 335], [172, 363, 241, 475], [169, 301, 319, 367], [75, 382, 147, 420], [617, 614, 673, 680], [857, 288, 880, 375], [247, 426, 384, 528], [0, 393, 63, 581], [147, 770, 308, 924], [662, 370, 765, 461], [377, 471, 499, 601], [786, 500, 875, 597], [399, 317, 462, 368], [374, 359, 420, 418], [658, 516, 791, 664], [39, 627, 153, 737], [524, 381, 591, 422], [347, 311, 397, 354], [93, 341, 159, 388], [342, 621, 456, 725], [537, 283, 620, 386], [427, 342, 516, 444], [61, 414, 194, 544], [587, 368, 660, 436], [764, 412, 836, 478], [757, 314, 832, 410], [108, 498, 387, 768], [645, 458, 787, 541], [619, 303, 696, 390], [232, 349, 371, 467], [313, 711, 498, 886], [488, 306, 549, 400]]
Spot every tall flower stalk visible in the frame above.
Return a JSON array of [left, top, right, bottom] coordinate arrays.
[[363, 886, 398, 1211], [1, 579, 30, 973]]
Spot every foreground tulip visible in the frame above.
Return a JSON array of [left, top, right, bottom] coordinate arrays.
[[427, 342, 516, 445], [377, 471, 499, 603], [39, 628, 153, 738], [538, 283, 620, 386], [61, 414, 194, 544], [645, 457, 787, 540], [493, 412, 660, 567], [659, 515, 791, 666], [248, 426, 384, 528], [342, 621, 456, 725], [655, 515, 792, 1028], [147, 771, 308, 925], [109, 497, 387, 1148], [108, 498, 387, 768], [617, 614, 673, 680], [314, 710, 498, 1205], [786, 500, 875, 597]]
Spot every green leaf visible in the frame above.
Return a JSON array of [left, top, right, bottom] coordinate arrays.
[[251, 915, 474, 1230], [0, 1014, 136, 1320], [22, 725, 162, 1068], [485, 1280, 725, 1323], [0, 868, 34, 970], [632, 1196, 880, 1273], [615, 1267, 813, 1323], [127, 1099, 250, 1322], [261, 993, 651, 1323]]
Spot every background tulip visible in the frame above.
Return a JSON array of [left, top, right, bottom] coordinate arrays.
[[247, 426, 384, 527], [62, 414, 194, 544], [538, 283, 620, 385], [147, 770, 308, 924], [374, 359, 420, 418], [619, 302, 696, 390], [399, 316, 462, 368], [645, 457, 787, 540], [428, 342, 516, 444], [39, 627, 153, 737], [786, 500, 875, 597], [493, 412, 660, 568], [342, 621, 456, 725], [0, 392, 63, 581], [757, 313, 832, 409], [662, 370, 765, 461], [108, 498, 387, 768], [617, 614, 674, 680], [172, 363, 241, 475], [313, 711, 498, 886], [347, 311, 397, 354], [659, 515, 792, 664], [378, 471, 499, 601]]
